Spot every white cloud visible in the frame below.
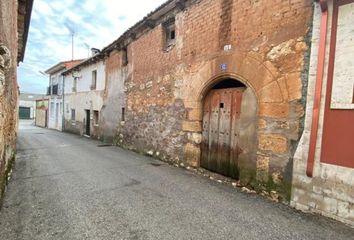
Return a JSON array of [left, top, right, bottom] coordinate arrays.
[[19, 0, 167, 94]]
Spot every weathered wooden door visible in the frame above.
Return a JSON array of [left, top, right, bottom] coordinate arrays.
[[201, 88, 244, 179]]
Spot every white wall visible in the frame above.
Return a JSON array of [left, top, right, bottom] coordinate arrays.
[[291, 1, 354, 226], [47, 68, 66, 131], [64, 61, 105, 94], [19, 100, 36, 119], [63, 60, 105, 136], [48, 97, 63, 131]]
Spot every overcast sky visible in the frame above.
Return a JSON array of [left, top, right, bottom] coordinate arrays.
[[18, 0, 167, 94]]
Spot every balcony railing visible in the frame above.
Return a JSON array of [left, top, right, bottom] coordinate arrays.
[[47, 84, 59, 96], [52, 84, 58, 95]]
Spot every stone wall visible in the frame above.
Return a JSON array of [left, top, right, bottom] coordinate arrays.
[[109, 0, 313, 199], [100, 50, 128, 143], [291, 1, 354, 226], [0, 0, 20, 202]]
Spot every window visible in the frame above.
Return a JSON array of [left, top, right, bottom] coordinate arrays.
[[121, 107, 125, 122], [71, 109, 76, 121], [163, 18, 176, 49], [91, 70, 97, 90], [73, 77, 78, 92], [122, 47, 128, 66], [52, 84, 58, 95], [93, 110, 99, 126]]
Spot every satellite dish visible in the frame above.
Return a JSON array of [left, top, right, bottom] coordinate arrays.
[[72, 71, 80, 78]]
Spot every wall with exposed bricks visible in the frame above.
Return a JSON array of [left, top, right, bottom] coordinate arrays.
[[0, 0, 20, 202], [107, 0, 313, 199]]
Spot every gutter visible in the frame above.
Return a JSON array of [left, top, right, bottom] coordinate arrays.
[[307, 0, 328, 177]]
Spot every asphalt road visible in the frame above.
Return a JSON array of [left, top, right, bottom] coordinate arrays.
[[0, 120, 353, 240]]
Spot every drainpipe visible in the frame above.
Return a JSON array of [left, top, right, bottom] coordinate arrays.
[[62, 73, 65, 131], [307, 0, 328, 178]]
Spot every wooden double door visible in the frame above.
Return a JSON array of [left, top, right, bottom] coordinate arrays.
[[201, 88, 245, 179]]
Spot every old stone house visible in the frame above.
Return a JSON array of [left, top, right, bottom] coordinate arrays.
[[0, 0, 33, 202], [45, 60, 82, 131], [97, 0, 313, 201], [62, 52, 106, 138]]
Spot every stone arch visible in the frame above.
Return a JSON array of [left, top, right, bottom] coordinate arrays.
[[182, 52, 279, 170]]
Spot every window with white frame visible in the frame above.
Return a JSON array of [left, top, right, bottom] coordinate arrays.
[[71, 109, 76, 121], [73, 77, 78, 92], [91, 70, 97, 90]]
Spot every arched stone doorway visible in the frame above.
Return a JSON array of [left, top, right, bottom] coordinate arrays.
[[200, 78, 258, 180]]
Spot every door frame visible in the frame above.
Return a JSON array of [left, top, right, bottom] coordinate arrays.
[[85, 109, 91, 136], [198, 74, 258, 168], [201, 85, 246, 178]]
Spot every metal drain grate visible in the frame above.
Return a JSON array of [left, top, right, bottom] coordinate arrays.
[[150, 162, 163, 167], [97, 144, 112, 147]]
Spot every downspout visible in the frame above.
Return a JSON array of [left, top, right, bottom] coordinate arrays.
[[307, 0, 328, 177], [62, 74, 65, 131]]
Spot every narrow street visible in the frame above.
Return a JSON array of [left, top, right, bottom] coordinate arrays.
[[0, 121, 353, 240]]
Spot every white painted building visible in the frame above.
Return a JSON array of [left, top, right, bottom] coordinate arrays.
[[62, 55, 106, 138], [45, 60, 83, 131], [19, 93, 46, 119]]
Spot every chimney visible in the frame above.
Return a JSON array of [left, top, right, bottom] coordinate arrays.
[[91, 48, 100, 56]]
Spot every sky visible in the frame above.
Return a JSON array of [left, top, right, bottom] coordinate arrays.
[[18, 0, 167, 94]]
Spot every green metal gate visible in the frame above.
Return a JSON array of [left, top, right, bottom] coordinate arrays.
[[19, 107, 31, 119]]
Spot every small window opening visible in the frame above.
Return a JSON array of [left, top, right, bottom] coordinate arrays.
[[121, 107, 125, 122], [163, 18, 176, 49], [93, 110, 99, 125], [91, 70, 97, 90], [73, 77, 78, 92], [71, 109, 76, 121], [122, 47, 128, 66], [170, 30, 176, 40], [220, 103, 224, 109]]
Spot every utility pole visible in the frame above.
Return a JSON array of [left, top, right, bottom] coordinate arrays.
[[65, 23, 75, 61]]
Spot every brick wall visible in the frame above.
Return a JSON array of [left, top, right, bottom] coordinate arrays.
[[108, 0, 313, 199], [0, 0, 20, 202], [291, 1, 354, 227]]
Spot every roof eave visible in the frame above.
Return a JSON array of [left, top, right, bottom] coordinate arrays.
[[17, 0, 34, 63]]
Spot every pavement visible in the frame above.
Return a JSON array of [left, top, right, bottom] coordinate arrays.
[[0, 120, 353, 240]]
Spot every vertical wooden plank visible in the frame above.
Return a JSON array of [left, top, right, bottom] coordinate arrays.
[[217, 89, 232, 176], [201, 93, 211, 168], [229, 89, 244, 179], [208, 91, 220, 172]]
